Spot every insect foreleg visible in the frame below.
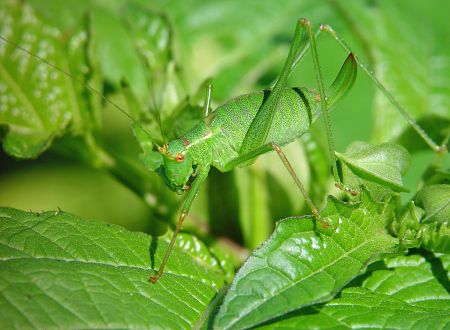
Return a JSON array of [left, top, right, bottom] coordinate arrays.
[[149, 164, 211, 283], [320, 24, 447, 154], [203, 83, 212, 118], [225, 143, 320, 221]]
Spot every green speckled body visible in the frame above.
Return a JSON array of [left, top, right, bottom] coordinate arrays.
[[179, 87, 320, 172]]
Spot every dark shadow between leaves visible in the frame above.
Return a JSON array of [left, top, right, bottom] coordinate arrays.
[[343, 259, 389, 289], [266, 171, 296, 221], [194, 285, 230, 330], [396, 115, 450, 152], [241, 260, 392, 329], [149, 236, 158, 270], [207, 168, 242, 243], [411, 248, 450, 294], [248, 303, 326, 329]]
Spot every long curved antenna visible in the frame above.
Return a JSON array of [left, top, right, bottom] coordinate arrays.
[[148, 79, 167, 144], [0, 35, 161, 148]]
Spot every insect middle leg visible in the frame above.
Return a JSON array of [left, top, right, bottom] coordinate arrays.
[[225, 143, 322, 222]]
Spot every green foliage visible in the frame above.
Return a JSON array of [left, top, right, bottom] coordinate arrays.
[[214, 191, 401, 329], [416, 184, 450, 225], [0, 0, 449, 328], [336, 142, 410, 192], [257, 255, 450, 329], [0, 208, 227, 329], [0, 0, 97, 158]]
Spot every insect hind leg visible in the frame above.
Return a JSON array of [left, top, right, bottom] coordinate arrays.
[[320, 24, 447, 155], [302, 19, 342, 186]]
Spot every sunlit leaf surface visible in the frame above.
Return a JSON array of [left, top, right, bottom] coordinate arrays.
[[0, 0, 95, 158], [214, 191, 400, 329], [0, 208, 226, 329], [258, 255, 450, 329]]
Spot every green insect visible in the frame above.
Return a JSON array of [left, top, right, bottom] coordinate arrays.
[[136, 19, 446, 283], [1, 15, 446, 284]]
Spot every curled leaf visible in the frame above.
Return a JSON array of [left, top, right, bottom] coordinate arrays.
[[336, 142, 410, 192], [416, 184, 450, 225]]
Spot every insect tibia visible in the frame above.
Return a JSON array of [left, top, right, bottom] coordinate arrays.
[[319, 24, 333, 33], [435, 144, 448, 155], [299, 18, 311, 27]]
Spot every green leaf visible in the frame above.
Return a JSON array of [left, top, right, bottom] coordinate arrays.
[[336, 142, 410, 192], [364, 1, 450, 145], [131, 122, 163, 171], [416, 184, 450, 225], [0, 0, 96, 158], [417, 222, 450, 253], [89, 8, 149, 100], [122, 4, 185, 116], [150, 0, 336, 100], [0, 207, 226, 329], [391, 199, 449, 253], [414, 184, 450, 253], [258, 255, 450, 329], [440, 254, 450, 273], [214, 190, 400, 329]]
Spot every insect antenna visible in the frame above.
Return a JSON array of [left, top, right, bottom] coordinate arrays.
[[0, 35, 162, 148], [148, 82, 168, 145]]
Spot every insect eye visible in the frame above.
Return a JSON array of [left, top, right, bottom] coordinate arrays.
[[175, 153, 184, 162]]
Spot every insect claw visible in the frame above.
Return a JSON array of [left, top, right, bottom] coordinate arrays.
[[335, 182, 358, 196], [316, 217, 335, 236], [320, 24, 332, 32], [436, 145, 448, 154], [299, 18, 311, 27]]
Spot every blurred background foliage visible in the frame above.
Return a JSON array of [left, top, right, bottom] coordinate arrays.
[[0, 0, 448, 257]]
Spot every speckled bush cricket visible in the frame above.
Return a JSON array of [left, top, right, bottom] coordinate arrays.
[[0, 7, 446, 283]]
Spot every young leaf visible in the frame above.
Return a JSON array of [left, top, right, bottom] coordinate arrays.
[[416, 184, 450, 225], [417, 222, 450, 253], [391, 199, 449, 253], [0, 207, 227, 329], [257, 255, 450, 329], [214, 190, 401, 329], [336, 142, 410, 192], [414, 185, 450, 253]]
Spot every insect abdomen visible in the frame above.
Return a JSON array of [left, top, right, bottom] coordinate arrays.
[[209, 87, 319, 170]]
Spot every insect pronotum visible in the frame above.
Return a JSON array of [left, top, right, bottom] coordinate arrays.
[[0, 3, 446, 284]]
